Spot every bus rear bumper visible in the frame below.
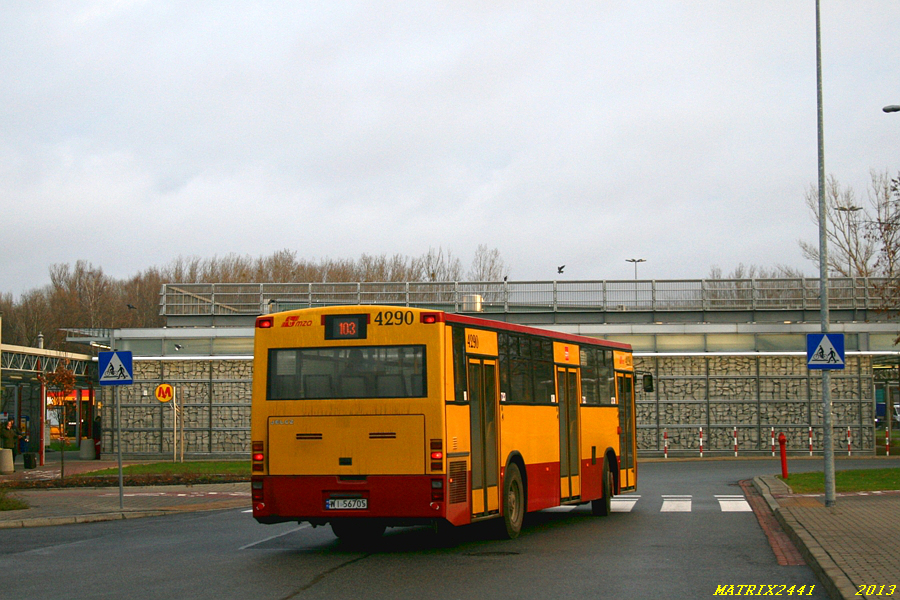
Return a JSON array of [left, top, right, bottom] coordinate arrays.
[[252, 475, 447, 525]]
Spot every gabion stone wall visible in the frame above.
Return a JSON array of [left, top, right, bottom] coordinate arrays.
[[101, 359, 252, 458], [636, 355, 874, 455], [102, 354, 875, 458]]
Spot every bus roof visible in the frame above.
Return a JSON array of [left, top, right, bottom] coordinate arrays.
[[442, 312, 632, 352]]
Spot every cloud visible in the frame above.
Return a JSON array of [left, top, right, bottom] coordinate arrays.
[[1, 2, 899, 296]]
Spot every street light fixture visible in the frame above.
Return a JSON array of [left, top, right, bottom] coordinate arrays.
[[625, 258, 646, 279], [883, 105, 900, 113], [834, 205, 862, 277]]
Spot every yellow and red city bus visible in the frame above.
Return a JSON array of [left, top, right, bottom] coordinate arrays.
[[250, 305, 641, 541]]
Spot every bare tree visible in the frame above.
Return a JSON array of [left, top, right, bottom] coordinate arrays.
[[868, 171, 900, 278], [708, 263, 805, 279], [2, 246, 514, 349], [467, 244, 509, 281], [37, 359, 76, 480], [799, 174, 879, 277], [0, 288, 52, 347], [418, 247, 463, 282], [797, 171, 900, 278]]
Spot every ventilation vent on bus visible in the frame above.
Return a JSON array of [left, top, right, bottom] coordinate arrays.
[[369, 432, 397, 439], [295, 433, 323, 440], [449, 461, 468, 504]]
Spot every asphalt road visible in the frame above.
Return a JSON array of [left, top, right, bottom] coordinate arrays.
[[3, 457, 895, 599]]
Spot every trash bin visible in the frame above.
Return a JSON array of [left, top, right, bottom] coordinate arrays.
[[0, 449, 12, 474], [23, 453, 36, 469], [79, 438, 96, 460]]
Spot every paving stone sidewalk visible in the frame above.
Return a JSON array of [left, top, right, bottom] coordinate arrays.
[[0, 451, 250, 528], [754, 476, 900, 600]]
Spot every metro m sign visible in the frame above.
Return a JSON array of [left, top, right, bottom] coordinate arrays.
[[155, 383, 174, 403]]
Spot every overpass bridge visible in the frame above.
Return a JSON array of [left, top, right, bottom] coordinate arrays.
[[159, 277, 890, 327]]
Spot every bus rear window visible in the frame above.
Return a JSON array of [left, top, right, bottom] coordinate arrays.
[[267, 345, 426, 400]]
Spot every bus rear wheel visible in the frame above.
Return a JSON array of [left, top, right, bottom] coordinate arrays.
[[591, 460, 613, 516], [330, 519, 386, 544], [501, 462, 525, 539]]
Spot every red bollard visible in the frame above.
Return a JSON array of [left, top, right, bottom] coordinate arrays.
[[778, 432, 788, 479]]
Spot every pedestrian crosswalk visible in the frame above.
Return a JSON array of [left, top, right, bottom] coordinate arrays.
[[546, 493, 753, 514], [618, 494, 752, 513]]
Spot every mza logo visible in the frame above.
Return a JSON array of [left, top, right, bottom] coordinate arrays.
[[281, 316, 313, 328]]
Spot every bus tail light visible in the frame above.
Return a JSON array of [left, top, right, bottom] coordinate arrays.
[[251, 478, 265, 512], [431, 478, 444, 502], [420, 313, 443, 324], [252, 441, 265, 472], [256, 316, 274, 329], [430, 439, 443, 471]]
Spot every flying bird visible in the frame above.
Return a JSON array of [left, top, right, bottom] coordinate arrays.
[[174, 344, 184, 351], [557, 265, 565, 274], [127, 304, 136, 310]]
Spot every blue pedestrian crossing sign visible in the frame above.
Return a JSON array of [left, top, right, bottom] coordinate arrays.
[[98, 351, 134, 385], [807, 334, 845, 370]]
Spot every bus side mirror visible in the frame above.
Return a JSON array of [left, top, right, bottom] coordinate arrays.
[[642, 374, 654, 393]]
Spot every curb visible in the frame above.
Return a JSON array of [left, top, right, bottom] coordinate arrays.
[[0, 510, 171, 529], [752, 476, 857, 600]]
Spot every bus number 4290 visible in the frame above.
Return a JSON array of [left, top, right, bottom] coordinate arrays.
[[374, 310, 414, 326]]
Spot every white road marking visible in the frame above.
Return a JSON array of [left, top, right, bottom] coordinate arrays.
[[611, 495, 640, 512], [240, 524, 309, 550], [715, 494, 753, 512], [660, 495, 692, 512]]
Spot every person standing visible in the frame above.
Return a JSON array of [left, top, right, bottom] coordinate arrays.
[[1, 419, 22, 467], [92, 415, 102, 460]]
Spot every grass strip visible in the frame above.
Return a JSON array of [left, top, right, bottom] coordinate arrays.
[[779, 468, 900, 494], [77, 460, 250, 477], [0, 488, 29, 511]]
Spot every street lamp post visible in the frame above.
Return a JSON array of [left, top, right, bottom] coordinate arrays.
[[815, 0, 836, 508], [626, 258, 646, 279]]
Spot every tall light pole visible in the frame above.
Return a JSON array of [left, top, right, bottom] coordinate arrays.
[[626, 258, 646, 279], [815, 0, 836, 508]]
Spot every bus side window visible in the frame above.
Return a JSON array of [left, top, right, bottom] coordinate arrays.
[[452, 326, 467, 402], [580, 348, 599, 405]]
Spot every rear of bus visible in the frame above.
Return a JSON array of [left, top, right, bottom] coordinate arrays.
[[250, 306, 448, 539]]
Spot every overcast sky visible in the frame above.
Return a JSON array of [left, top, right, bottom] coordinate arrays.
[[2, 2, 899, 297]]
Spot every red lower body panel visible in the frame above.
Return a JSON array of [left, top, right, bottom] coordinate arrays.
[[523, 458, 610, 511], [253, 475, 445, 524], [524, 461, 560, 511]]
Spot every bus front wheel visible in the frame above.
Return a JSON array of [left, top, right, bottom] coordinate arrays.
[[501, 462, 525, 539]]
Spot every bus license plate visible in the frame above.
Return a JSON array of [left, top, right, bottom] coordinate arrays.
[[326, 498, 367, 510]]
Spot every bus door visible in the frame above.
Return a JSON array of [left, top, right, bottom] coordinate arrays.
[[557, 367, 580, 502], [616, 372, 636, 491], [468, 358, 500, 517]]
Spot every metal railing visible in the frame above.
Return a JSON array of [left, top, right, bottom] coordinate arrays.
[[0, 344, 95, 376], [159, 277, 890, 317]]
